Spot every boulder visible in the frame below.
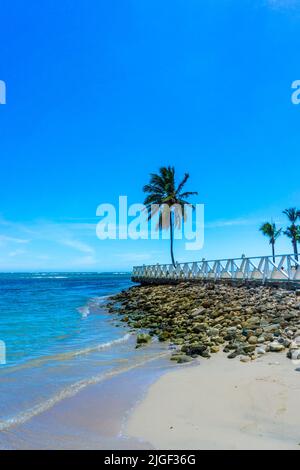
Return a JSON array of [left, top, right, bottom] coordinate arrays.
[[269, 342, 285, 352], [136, 333, 151, 345], [248, 336, 258, 345]]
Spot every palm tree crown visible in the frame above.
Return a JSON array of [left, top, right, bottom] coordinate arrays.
[[259, 222, 281, 244], [143, 166, 198, 266], [259, 222, 281, 262], [283, 207, 300, 224], [283, 207, 300, 261], [284, 225, 300, 244]]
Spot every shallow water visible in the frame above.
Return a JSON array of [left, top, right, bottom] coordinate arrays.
[[0, 273, 171, 448]]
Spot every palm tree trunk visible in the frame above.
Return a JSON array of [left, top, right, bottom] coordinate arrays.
[[271, 242, 275, 263], [169, 211, 176, 267], [293, 237, 299, 262]]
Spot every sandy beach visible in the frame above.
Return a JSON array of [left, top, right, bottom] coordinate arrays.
[[126, 353, 300, 450]]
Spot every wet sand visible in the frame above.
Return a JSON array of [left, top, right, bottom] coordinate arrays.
[[0, 354, 174, 450]]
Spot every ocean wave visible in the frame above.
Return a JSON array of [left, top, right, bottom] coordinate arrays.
[[66, 333, 132, 358], [30, 275, 68, 279], [0, 351, 169, 432], [77, 295, 110, 317], [1, 334, 132, 373], [77, 305, 90, 317]]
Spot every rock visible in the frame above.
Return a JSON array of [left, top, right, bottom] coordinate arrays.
[[136, 333, 151, 345], [202, 301, 212, 308], [227, 352, 237, 359], [191, 307, 206, 316], [170, 354, 182, 361], [210, 345, 220, 353], [263, 324, 280, 333], [287, 349, 300, 360], [248, 336, 258, 345], [192, 324, 205, 333], [158, 332, 170, 342], [201, 350, 211, 358], [211, 310, 223, 319], [243, 344, 256, 353], [283, 338, 292, 348], [184, 344, 207, 356], [283, 311, 298, 321], [269, 342, 285, 352], [257, 335, 265, 343], [207, 327, 220, 337], [285, 330, 294, 338], [176, 355, 193, 364], [256, 346, 266, 355], [244, 317, 261, 328], [240, 356, 251, 363]]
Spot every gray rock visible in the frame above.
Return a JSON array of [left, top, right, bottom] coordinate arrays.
[[269, 342, 285, 352], [240, 356, 251, 363], [287, 349, 300, 360], [177, 355, 193, 364], [256, 346, 266, 355]]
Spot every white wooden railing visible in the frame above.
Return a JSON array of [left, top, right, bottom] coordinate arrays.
[[132, 254, 300, 284]]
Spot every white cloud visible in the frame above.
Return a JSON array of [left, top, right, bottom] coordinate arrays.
[[205, 218, 261, 229], [206, 214, 287, 229], [0, 235, 30, 244], [8, 249, 27, 257], [59, 238, 94, 254], [0, 217, 98, 269]]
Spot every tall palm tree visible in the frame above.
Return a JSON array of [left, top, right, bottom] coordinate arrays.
[[259, 222, 282, 262], [283, 207, 300, 261], [143, 166, 198, 267]]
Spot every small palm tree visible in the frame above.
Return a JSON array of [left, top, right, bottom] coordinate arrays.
[[259, 222, 282, 262], [283, 208, 300, 261], [143, 166, 198, 267]]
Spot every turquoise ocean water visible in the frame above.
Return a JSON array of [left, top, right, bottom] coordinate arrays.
[[0, 273, 168, 447]]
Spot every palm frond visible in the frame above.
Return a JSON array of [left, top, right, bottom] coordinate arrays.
[[260, 222, 282, 244], [176, 173, 189, 195], [179, 191, 198, 199], [283, 207, 300, 223]]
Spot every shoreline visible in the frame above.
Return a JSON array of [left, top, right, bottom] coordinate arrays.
[[0, 343, 174, 449], [2, 279, 300, 449], [126, 352, 300, 450]]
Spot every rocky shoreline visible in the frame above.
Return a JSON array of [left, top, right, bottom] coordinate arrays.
[[107, 282, 300, 364]]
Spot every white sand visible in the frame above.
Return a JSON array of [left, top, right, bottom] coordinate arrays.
[[126, 353, 300, 449]]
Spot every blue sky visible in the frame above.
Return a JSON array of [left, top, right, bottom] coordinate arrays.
[[0, 0, 300, 271]]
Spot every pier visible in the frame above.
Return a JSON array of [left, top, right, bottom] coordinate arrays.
[[132, 254, 300, 287]]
